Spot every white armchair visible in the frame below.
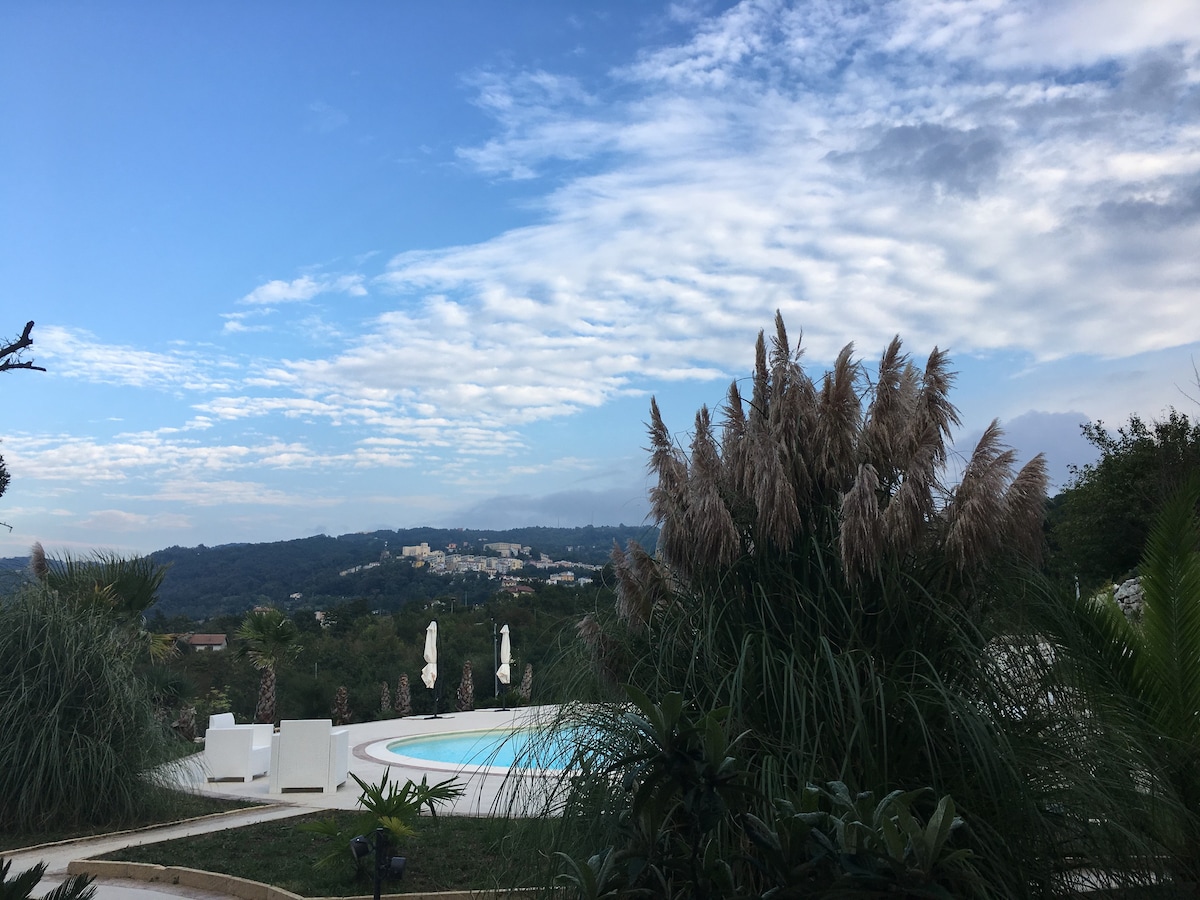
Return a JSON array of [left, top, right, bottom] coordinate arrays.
[[269, 719, 350, 794], [204, 719, 273, 782]]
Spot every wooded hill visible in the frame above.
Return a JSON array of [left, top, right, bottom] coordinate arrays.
[[3, 523, 658, 620]]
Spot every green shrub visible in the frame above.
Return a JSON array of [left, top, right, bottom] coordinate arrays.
[[548, 317, 1166, 896], [0, 585, 182, 831]]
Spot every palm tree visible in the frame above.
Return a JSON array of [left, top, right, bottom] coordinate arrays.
[[31, 544, 175, 660], [236, 608, 302, 725]]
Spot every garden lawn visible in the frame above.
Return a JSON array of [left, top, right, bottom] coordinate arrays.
[[94, 811, 540, 896]]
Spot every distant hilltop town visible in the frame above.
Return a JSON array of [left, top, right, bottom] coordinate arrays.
[[339, 539, 598, 588]]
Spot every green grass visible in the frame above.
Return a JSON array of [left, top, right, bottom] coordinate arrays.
[[93, 812, 543, 896], [0, 792, 259, 852]]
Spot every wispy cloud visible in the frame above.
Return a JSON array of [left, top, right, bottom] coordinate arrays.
[[307, 100, 349, 133], [78, 508, 193, 533], [239, 274, 366, 306], [392, 0, 1200, 377], [35, 327, 233, 391]]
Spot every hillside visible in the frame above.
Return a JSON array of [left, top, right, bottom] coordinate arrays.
[[163, 524, 660, 619], [1, 524, 658, 620]]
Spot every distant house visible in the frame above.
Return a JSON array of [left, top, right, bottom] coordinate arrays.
[[185, 633, 228, 652], [503, 584, 536, 597]]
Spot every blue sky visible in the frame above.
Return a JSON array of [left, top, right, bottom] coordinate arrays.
[[2, 0, 1199, 557]]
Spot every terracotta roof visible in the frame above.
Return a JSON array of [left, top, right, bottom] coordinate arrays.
[[186, 633, 228, 647]]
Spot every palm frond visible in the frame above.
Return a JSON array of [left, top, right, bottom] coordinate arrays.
[[1138, 474, 1200, 747]]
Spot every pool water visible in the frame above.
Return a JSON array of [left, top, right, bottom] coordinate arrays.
[[386, 726, 579, 770]]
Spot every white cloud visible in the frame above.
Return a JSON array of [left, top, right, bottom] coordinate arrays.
[[888, 0, 1200, 69], [239, 274, 366, 306]]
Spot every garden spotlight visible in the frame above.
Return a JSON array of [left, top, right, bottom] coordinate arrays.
[[348, 835, 370, 863], [348, 827, 406, 900]]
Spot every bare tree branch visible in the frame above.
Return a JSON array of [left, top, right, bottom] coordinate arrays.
[[0, 321, 46, 373]]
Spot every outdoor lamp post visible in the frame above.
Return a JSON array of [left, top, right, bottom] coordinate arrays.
[[349, 827, 406, 900]]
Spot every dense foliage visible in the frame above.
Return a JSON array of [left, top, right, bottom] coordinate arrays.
[[0, 558, 183, 832], [156, 580, 611, 726], [541, 316, 1167, 898], [1048, 409, 1200, 593], [1032, 475, 1200, 886]]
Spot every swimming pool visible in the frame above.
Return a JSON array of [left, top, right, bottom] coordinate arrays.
[[384, 726, 579, 772]]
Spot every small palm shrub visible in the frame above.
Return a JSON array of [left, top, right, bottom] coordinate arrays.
[[301, 770, 464, 872], [1, 857, 95, 900]]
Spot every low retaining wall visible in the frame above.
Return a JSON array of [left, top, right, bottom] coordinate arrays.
[[66, 859, 530, 900]]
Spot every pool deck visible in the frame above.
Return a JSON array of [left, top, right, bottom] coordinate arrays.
[[175, 704, 565, 814]]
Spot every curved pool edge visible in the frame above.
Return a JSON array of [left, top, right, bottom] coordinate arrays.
[[362, 728, 572, 778]]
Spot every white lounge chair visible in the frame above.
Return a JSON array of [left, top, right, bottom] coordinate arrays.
[[269, 719, 350, 794], [204, 717, 273, 782]]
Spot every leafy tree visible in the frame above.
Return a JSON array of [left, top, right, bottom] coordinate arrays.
[[236, 608, 302, 724], [1049, 409, 1200, 592]]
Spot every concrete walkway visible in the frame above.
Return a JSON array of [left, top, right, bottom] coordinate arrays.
[[6, 707, 564, 900]]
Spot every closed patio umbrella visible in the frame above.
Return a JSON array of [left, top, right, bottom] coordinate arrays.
[[421, 620, 438, 689], [496, 623, 512, 711], [421, 620, 440, 717], [496, 624, 511, 687]]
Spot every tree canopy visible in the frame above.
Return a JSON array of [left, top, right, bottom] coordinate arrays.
[[1048, 408, 1200, 592]]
